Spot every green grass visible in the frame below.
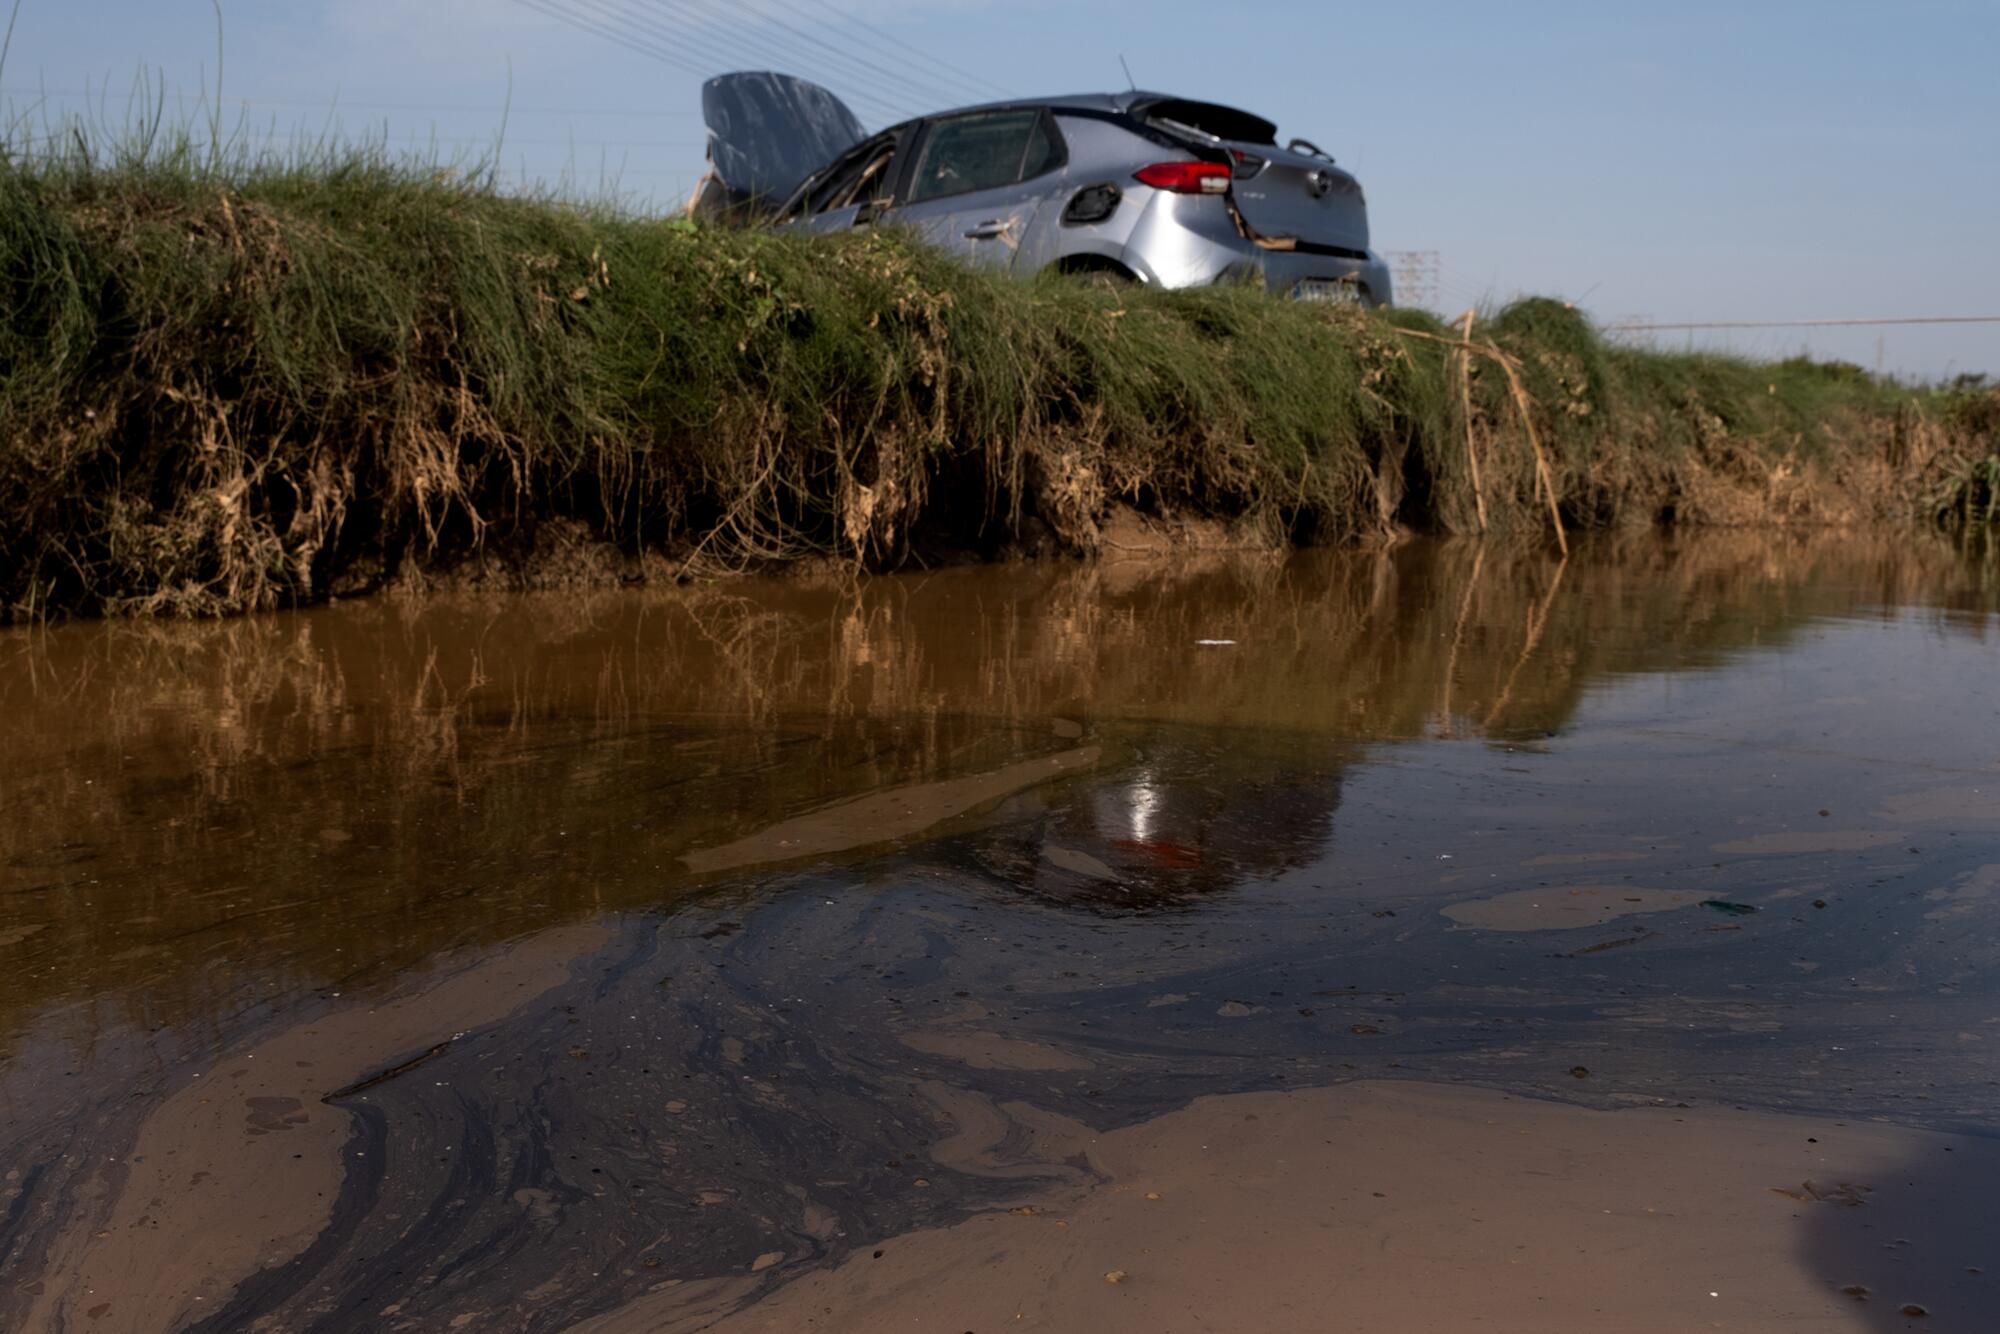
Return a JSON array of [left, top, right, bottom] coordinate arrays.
[[1, 134, 1994, 619]]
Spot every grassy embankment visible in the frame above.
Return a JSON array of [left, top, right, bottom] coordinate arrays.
[[2, 143, 1996, 619]]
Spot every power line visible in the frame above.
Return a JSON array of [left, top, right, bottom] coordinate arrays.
[[511, 0, 714, 81], [1604, 316, 2000, 331], [550, 0, 922, 124], [523, 0, 905, 132], [516, 0, 895, 125], [0, 86, 699, 118], [760, 0, 1009, 100], [493, 165, 690, 176], [662, 0, 968, 110], [573, 0, 827, 89], [333, 133, 703, 147], [1, 128, 699, 154], [611, 0, 933, 121]]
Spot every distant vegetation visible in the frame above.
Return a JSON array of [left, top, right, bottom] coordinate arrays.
[[2, 135, 1996, 619]]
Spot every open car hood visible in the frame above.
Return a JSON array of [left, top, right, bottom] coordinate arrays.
[[701, 72, 868, 206]]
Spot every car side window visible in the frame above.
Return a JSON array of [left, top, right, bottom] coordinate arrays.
[[805, 136, 898, 215], [1021, 113, 1063, 181], [907, 110, 1043, 203], [829, 144, 896, 210]]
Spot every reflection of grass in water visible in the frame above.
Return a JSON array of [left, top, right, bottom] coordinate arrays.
[[1934, 454, 2000, 526], [0, 529, 1993, 1047], [3, 115, 1999, 618]]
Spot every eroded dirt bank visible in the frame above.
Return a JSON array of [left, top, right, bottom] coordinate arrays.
[[4, 153, 1998, 621]]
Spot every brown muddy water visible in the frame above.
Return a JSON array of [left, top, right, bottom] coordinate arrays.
[[2, 531, 1999, 1333]]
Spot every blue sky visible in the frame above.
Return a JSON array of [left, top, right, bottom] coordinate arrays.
[[4, 0, 1995, 376]]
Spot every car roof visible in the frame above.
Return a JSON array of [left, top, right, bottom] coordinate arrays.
[[879, 90, 1195, 127], [957, 91, 1151, 115], [874, 91, 1278, 147]]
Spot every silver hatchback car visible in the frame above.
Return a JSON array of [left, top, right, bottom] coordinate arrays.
[[697, 74, 1393, 307]]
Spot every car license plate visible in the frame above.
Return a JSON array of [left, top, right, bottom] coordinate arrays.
[[1290, 278, 1362, 306]]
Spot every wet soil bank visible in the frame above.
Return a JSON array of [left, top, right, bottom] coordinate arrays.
[[2, 532, 1998, 1331], [6, 157, 2000, 620], [666, 1082, 1999, 1334]]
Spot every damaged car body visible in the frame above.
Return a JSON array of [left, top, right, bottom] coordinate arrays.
[[694, 73, 1394, 307]]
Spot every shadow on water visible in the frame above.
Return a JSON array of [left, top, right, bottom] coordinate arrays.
[[0, 526, 1997, 1329], [1798, 1135, 2000, 1332]]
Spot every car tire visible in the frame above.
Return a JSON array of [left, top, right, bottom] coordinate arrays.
[[1053, 260, 1137, 290]]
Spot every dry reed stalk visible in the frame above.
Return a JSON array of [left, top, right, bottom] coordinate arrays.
[[1488, 340, 1569, 556], [1458, 309, 1488, 533], [1386, 325, 1567, 553]]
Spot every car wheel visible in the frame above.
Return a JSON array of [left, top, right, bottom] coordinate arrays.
[[1055, 261, 1137, 290]]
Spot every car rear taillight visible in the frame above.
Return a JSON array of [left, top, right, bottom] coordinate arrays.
[[1133, 161, 1232, 195]]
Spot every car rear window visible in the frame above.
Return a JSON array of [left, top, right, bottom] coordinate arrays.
[[1139, 98, 1277, 146], [908, 110, 1043, 203]]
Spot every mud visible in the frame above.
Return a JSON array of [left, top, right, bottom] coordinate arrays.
[[18, 926, 604, 1333], [1713, 831, 1910, 855], [681, 745, 1103, 874], [1440, 885, 1703, 930], [648, 1081, 2000, 1334], [2, 529, 1998, 1331], [1878, 786, 2000, 826]]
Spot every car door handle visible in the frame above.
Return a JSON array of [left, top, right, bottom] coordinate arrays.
[[963, 220, 1009, 239]]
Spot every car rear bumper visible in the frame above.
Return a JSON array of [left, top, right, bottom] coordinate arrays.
[[1118, 191, 1394, 307]]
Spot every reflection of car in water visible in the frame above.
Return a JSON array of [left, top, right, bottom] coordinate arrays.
[[694, 72, 1393, 306], [964, 743, 1346, 914]]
